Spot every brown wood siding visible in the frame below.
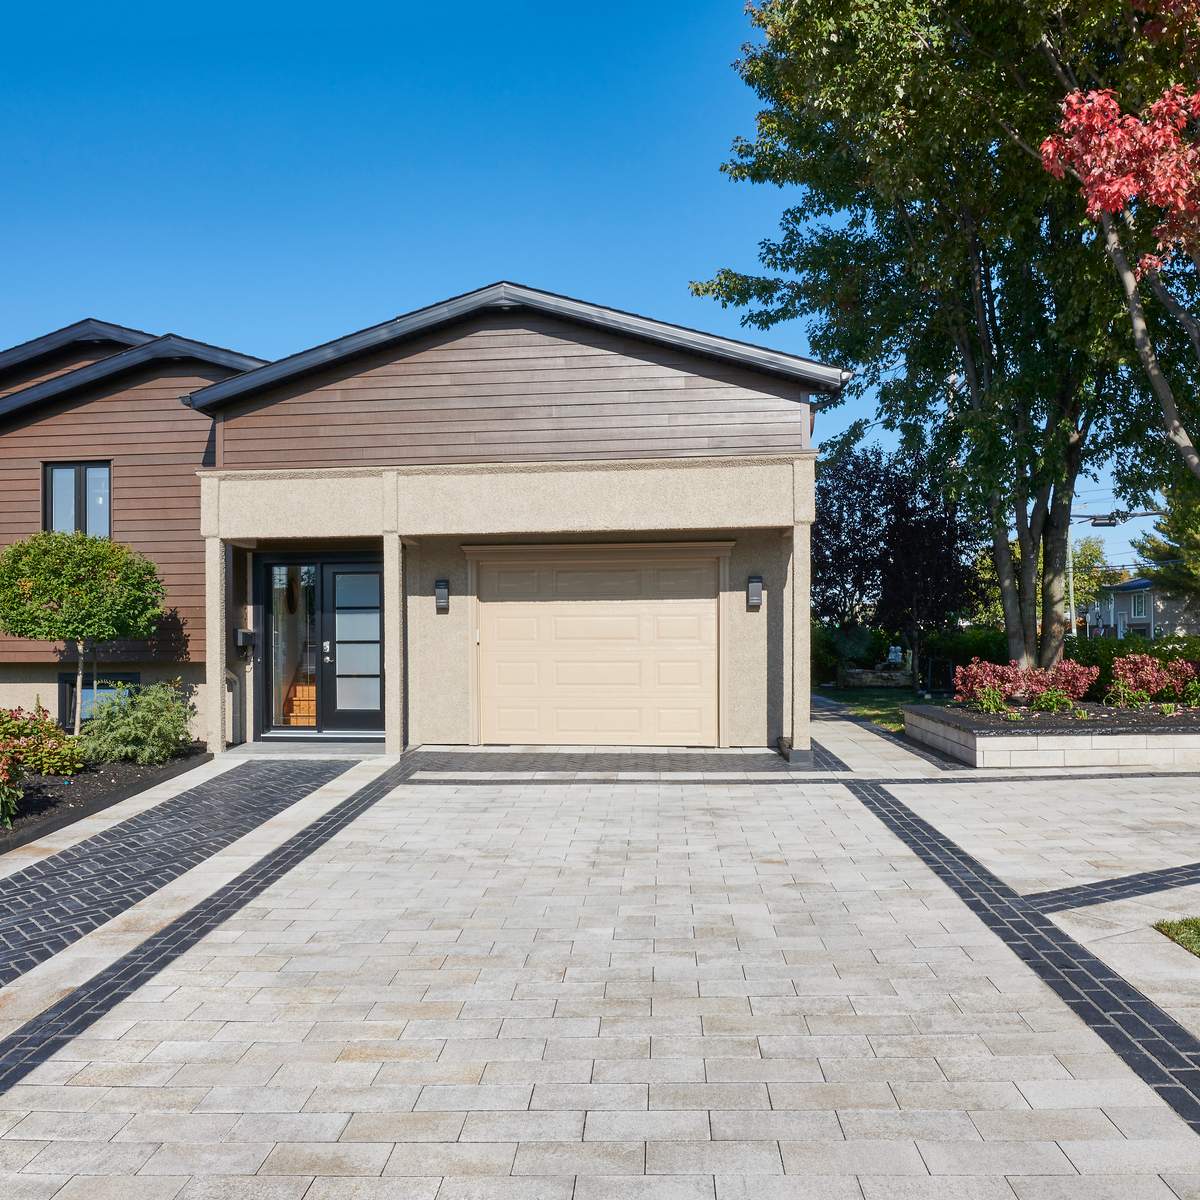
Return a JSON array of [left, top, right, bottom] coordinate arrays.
[[219, 312, 812, 467], [0, 363, 231, 664], [0, 342, 130, 400]]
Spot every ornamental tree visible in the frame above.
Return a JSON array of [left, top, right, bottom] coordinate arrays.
[[1042, 27, 1200, 482], [0, 533, 165, 734]]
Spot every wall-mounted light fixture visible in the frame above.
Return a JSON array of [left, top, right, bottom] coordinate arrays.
[[747, 575, 763, 610], [435, 578, 450, 613]]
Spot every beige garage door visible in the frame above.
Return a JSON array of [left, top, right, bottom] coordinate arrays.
[[477, 548, 720, 746]]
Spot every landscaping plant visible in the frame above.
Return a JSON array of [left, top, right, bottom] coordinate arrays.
[[954, 658, 1099, 710], [1105, 653, 1200, 708], [0, 741, 26, 828], [80, 681, 194, 766], [0, 704, 85, 776], [0, 533, 165, 735]]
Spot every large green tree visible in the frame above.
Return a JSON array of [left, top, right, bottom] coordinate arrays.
[[692, 0, 1168, 668], [1134, 475, 1200, 599], [971, 534, 1126, 628], [0, 533, 165, 734]]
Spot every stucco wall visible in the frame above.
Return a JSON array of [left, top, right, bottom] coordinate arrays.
[[405, 530, 791, 748], [202, 455, 814, 753]]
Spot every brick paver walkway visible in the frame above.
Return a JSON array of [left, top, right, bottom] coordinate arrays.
[[1, 737, 1199, 1199]]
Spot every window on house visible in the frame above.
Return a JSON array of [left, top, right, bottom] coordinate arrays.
[[44, 462, 110, 537], [1131, 591, 1148, 619], [57, 672, 140, 727]]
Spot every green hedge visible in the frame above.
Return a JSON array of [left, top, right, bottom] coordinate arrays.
[[925, 626, 1009, 667], [1064, 634, 1200, 699], [812, 622, 839, 685]]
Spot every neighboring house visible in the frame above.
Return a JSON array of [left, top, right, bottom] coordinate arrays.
[[1090, 577, 1200, 640], [0, 283, 846, 758]]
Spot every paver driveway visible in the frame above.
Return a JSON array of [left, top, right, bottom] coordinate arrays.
[[2, 731, 1200, 1199]]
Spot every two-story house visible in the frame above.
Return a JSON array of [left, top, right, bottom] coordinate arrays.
[[0, 284, 846, 761]]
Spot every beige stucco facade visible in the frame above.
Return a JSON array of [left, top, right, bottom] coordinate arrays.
[[201, 454, 816, 758]]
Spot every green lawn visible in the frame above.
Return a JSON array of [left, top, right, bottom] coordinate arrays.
[[815, 685, 947, 734], [1155, 918, 1200, 959]]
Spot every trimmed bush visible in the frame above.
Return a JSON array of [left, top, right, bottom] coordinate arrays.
[[1065, 635, 1200, 699], [926, 626, 1009, 667], [954, 657, 1099, 707], [0, 704, 84, 776], [80, 681, 195, 766]]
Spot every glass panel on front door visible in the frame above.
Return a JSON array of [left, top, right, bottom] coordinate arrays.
[[270, 565, 319, 728], [323, 567, 383, 729]]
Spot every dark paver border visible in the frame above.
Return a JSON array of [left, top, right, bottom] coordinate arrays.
[[0, 758, 350, 986], [0, 755, 419, 1092], [846, 779, 1200, 1131], [1027, 861, 1200, 913]]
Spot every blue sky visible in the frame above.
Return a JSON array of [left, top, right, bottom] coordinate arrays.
[[1, 1, 1154, 562]]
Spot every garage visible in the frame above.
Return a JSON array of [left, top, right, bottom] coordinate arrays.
[[471, 544, 727, 746]]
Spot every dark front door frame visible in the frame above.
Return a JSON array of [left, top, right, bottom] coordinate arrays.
[[252, 550, 385, 741]]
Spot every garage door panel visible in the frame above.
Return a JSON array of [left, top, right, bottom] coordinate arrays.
[[553, 568, 642, 597], [554, 660, 643, 687], [478, 552, 720, 747], [553, 614, 641, 641]]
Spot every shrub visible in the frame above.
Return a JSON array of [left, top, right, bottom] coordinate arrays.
[[954, 657, 1099, 706], [1043, 659, 1101, 701], [812, 622, 839, 684], [0, 740, 25, 827], [953, 658, 1022, 704], [1065, 635, 1200, 699], [80, 681, 194, 765], [0, 704, 84, 775], [926, 626, 1009, 667], [831, 624, 892, 669], [1114, 653, 1171, 698]]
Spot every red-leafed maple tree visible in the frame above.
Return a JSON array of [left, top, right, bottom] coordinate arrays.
[[1042, 1, 1200, 481]]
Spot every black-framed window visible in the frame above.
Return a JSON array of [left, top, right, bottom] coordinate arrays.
[[44, 461, 110, 537], [57, 672, 140, 728]]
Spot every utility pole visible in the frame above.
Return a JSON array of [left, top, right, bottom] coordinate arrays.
[[1066, 524, 1077, 636]]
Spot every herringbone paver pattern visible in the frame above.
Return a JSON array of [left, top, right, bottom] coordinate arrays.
[[0, 759, 349, 985]]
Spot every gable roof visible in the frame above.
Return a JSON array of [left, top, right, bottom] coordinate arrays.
[[185, 281, 851, 412], [0, 318, 157, 376], [0, 334, 267, 422]]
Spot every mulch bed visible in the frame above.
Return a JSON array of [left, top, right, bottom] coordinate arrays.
[[1, 746, 211, 853], [908, 701, 1200, 737]]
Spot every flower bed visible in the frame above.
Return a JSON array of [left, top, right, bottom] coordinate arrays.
[[904, 651, 1200, 767], [0, 747, 209, 853]]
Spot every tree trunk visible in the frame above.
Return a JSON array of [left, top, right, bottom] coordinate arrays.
[[1101, 213, 1200, 482], [1015, 524, 1041, 666], [990, 504, 1028, 666], [1039, 492, 1072, 668], [73, 640, 85, 737]]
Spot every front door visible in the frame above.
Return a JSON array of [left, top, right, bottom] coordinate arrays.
[[265, 559, 384, 735]]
